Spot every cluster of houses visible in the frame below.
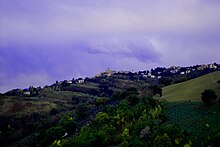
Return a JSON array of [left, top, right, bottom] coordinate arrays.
[[65, 78, 85, 84], [49, 63, 219, 91], [53, 77, 85, 88], [93, 63, 219, 80], [5, 63, 219, 95], [138, 63, 219, 79]]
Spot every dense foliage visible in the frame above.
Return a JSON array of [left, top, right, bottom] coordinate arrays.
[[38, 92, 190, 147]]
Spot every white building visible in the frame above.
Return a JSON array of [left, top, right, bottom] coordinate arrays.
[[170, 69, 178, 74], [66, 80, 72, 84], [186, 70, 191, 74], [143, 75, 148, 78], [23, 91, 31, 96], [77, 78, 84, 84], [208, 64, 217, 69], [147, 72, 152, 77], [150, 75, 156, 78]]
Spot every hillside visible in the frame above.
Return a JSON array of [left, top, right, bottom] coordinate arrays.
[[162, 71, 220, 102], [162, 71, 220, 146], [1, 64, 220, 146]]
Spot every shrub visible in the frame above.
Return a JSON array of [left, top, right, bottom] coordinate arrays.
[[75, 104, 89, 119], [72, 126, 108, 146], [159, 77, 172, 86], [201, 89, 217, 105], [154, 133, 172, 147], [127, 94, 139, 106], [58, 114, 76, 134], [95, 112, 109, 124], [45, 126, 65, 144], [150, 85, 162, 97], [96, 97, 108, 106]]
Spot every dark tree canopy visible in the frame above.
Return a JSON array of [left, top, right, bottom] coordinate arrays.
[[150, 85, 162, 97], [201, 89, 217, 105], [159, 77, 172, 86]]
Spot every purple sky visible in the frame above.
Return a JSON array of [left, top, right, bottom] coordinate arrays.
[[1, 0, 220, 92]]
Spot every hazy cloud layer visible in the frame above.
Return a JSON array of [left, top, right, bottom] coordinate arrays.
[[0, 0, 220, 92]]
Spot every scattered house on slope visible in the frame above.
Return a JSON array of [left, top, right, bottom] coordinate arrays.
[[208, 64, 217, 69], [197, 64, 208, 70], [186, 70, 191, 74], [147, 72, 152, 77], [169, 66, 181, 74], [77, 78, 84, 84], [143, 74, 148, 78], [150, 75, 156, 78], [66, 80, 73, 84], [23, 91, 31, 96], [170, 66, 181, 70], [118, 71, 130, 74], [170, 69, 179, 74]]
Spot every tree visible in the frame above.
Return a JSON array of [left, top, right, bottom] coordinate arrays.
[[76, 104, 89, 119], [159, 77, 172, 86], [127, 94, 139, 106], [150, 85, 162, 97], [45, 126, 65, 144], [201, 89, 217, 105]]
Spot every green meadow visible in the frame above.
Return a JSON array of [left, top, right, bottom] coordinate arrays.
[[163, 71, 220, 102]]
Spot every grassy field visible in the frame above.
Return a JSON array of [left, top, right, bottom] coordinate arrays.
[[162, 71, 220, 145], [162, 71, 220, 102]]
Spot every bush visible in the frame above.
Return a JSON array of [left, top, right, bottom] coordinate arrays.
[[127, 94, 139, 106], [150, 85, 162, 97], [45, 126, 65, 144], [72, 126, 108, 147], [154, 133, 172, 147], [58, 114, 76, 134], [159, 77, 172, 86], [95, 112, 109, 124], [96, 97, 108, 106], [111, 90, 126, 100], [201, 89, 217, 105], [75, 104, 89, 119]]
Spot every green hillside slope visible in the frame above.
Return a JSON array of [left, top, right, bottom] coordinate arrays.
[[162, 71, 220, 102]]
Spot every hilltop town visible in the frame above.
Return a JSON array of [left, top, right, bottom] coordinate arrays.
[[4, 63, 219, 97]]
